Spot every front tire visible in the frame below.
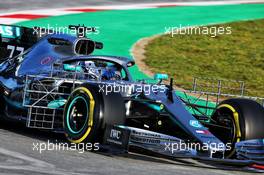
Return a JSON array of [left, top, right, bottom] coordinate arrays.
[[63, 84, 126, 144], [63, 85, 99, 143], [210, 98, 264, 158]]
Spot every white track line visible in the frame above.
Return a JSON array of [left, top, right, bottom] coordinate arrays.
[[0, 0, 263, 24], [0, 18, 28, 24]]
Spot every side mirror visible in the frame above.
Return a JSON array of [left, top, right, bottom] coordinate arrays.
[[95, 42, 103, 49], [75, 39, 95, 55], [154, 73, 168, 80]]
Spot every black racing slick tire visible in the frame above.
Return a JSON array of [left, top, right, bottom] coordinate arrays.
[[210, 98, 264, 158], [0, 87, 5, 115], [63, 84, 126, 144]]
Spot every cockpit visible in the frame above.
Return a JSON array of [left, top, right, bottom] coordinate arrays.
[[80, 60, 127, 81], [62, 57, 131, 81]]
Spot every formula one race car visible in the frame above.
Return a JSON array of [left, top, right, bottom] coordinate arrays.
[[0, 24, 264, 171]]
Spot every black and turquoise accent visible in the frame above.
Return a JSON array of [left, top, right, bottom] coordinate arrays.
[[66, 96, 89, 134], [63, 86, 98, 144]]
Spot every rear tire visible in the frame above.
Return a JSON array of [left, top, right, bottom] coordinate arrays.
[[210, 98, 264, 158], [0, 88, 5, 115], [63, 84, 126, 144]]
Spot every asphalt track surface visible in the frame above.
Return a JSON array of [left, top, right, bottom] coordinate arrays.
[[0, 1, 264, 175], [0, 121, 258, 175]]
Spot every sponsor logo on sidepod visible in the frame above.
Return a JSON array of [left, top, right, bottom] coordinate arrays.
[[189, 120, 202, 128]]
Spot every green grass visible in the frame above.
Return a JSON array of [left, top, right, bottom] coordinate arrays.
[[144, 19, 264, 97]]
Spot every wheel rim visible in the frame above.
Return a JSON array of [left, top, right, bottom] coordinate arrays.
[[211, 106, 238, 158], [66, 96, 89, 134]]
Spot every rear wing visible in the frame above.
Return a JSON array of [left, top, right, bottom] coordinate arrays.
[[0, 24, 43, 61], [0, 24, 101, 61], [0, 24, 41, 43]]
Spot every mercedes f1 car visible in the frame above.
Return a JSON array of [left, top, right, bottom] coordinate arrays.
[[0, 24, 264, 171]]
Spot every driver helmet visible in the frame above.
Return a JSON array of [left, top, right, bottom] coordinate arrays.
[[84, 61, 96, 68]]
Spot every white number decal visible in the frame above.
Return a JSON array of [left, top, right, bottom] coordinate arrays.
[[7, 45, 24, 58], [7, 45, 15, 58]]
